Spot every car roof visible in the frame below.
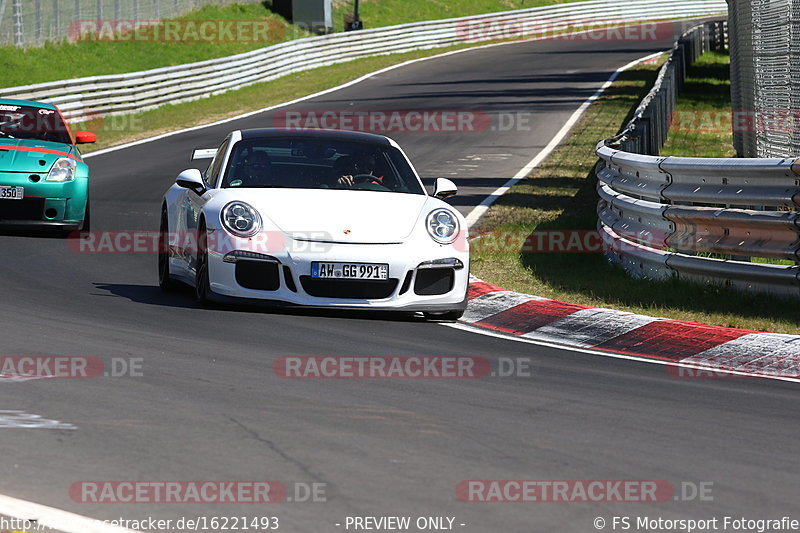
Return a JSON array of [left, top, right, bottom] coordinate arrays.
[[239, 128, 393, 146], [0, 98, 57, 111]]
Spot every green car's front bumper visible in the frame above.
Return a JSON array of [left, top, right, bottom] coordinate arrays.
[[0, 172, 88, 231]]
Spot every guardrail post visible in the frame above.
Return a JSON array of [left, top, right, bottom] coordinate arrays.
[[638, 118, 652, 155]]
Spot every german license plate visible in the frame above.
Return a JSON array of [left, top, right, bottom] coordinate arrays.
[[311, 262, 388, 280], [0, 186, 23, 200]]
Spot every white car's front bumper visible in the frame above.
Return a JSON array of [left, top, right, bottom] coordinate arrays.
[[205, 234, 469, 312]]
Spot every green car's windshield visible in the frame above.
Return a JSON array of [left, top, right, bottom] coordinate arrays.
[[220, 137, 426, 195], [0, 104, 72, 144]]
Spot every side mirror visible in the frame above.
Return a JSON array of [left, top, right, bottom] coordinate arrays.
[[74, 131, 97, 144], [176, 168, 206, 195], [433, 178, 457, 200]]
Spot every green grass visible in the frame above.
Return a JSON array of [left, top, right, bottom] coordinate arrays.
[[661, 51, 735, 157], [1, 3, 310, 87], [470, 55, 800, 334], [1, 0, 588, 88], [331, 0, 585, 32]]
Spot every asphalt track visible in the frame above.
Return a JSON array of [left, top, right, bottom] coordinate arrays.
[[1, 20, 798, 533]]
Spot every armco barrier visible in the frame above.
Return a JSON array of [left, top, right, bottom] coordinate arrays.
[[597, 21, 800, 299], [0, 0, 727, 122]]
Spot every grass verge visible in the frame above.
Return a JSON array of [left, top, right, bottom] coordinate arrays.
[[660, 50, 735, 157], [331, 0, 584, 32], [470, 54, 800, 334], [2, 0, 585, 88], [1, 3, 311, 88]]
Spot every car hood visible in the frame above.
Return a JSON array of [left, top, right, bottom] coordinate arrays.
[[0, 139, 77, 173], [229, 189, 430, 244]]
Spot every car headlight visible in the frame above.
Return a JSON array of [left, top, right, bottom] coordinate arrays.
[[46, 158, 76, 182], [427, 208, 459, 244], [221, 201, 262, 237]]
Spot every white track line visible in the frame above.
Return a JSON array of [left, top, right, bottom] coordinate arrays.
[[464, 50, 664, 227], [446, 322, 800, 384], [0, 494, 137, 533]]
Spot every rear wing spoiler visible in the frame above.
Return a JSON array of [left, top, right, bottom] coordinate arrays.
[[191, 148, 216, 161]]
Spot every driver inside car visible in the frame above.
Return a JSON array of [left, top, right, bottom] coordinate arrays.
[[336, 152, 384, 188], [240, 150, 276, 187]]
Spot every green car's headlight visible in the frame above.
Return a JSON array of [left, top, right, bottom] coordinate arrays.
[[46, 158, 76, 182], [427, 208, 459, 244], [221, 201, 262, 237]]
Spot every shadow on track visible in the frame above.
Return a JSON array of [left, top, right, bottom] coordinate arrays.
[[93, 283, 432, 323]]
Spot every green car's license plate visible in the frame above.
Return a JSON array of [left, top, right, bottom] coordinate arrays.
[[0, 186, 23, 200]]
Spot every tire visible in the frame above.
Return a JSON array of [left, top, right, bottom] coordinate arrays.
[[423, 310, 465, 322], [158, 206, 175, 292], [195, 220, 211, 304]]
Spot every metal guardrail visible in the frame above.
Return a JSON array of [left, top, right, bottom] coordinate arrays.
[[597, 20, 800, 299], [0, 0, 727, 122]]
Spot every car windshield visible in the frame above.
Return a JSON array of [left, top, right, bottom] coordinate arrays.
[[220, 137, 426, 195], [0, 104, 72, 144]]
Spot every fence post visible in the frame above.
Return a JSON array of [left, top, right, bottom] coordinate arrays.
[[12, 0, 22, 47], [34, 0, 41, 46], [53, 0, 59, 42]]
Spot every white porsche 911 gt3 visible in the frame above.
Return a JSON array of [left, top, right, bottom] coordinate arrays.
[[159, 129, 469, 320]]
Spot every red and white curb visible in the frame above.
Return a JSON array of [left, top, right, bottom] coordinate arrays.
[[462, 277, 800, 382]]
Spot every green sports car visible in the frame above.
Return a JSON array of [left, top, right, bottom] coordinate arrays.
[[0, 98, 96, 232]]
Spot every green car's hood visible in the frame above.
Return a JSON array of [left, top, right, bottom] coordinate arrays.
[[0, 139, 79, 173]]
